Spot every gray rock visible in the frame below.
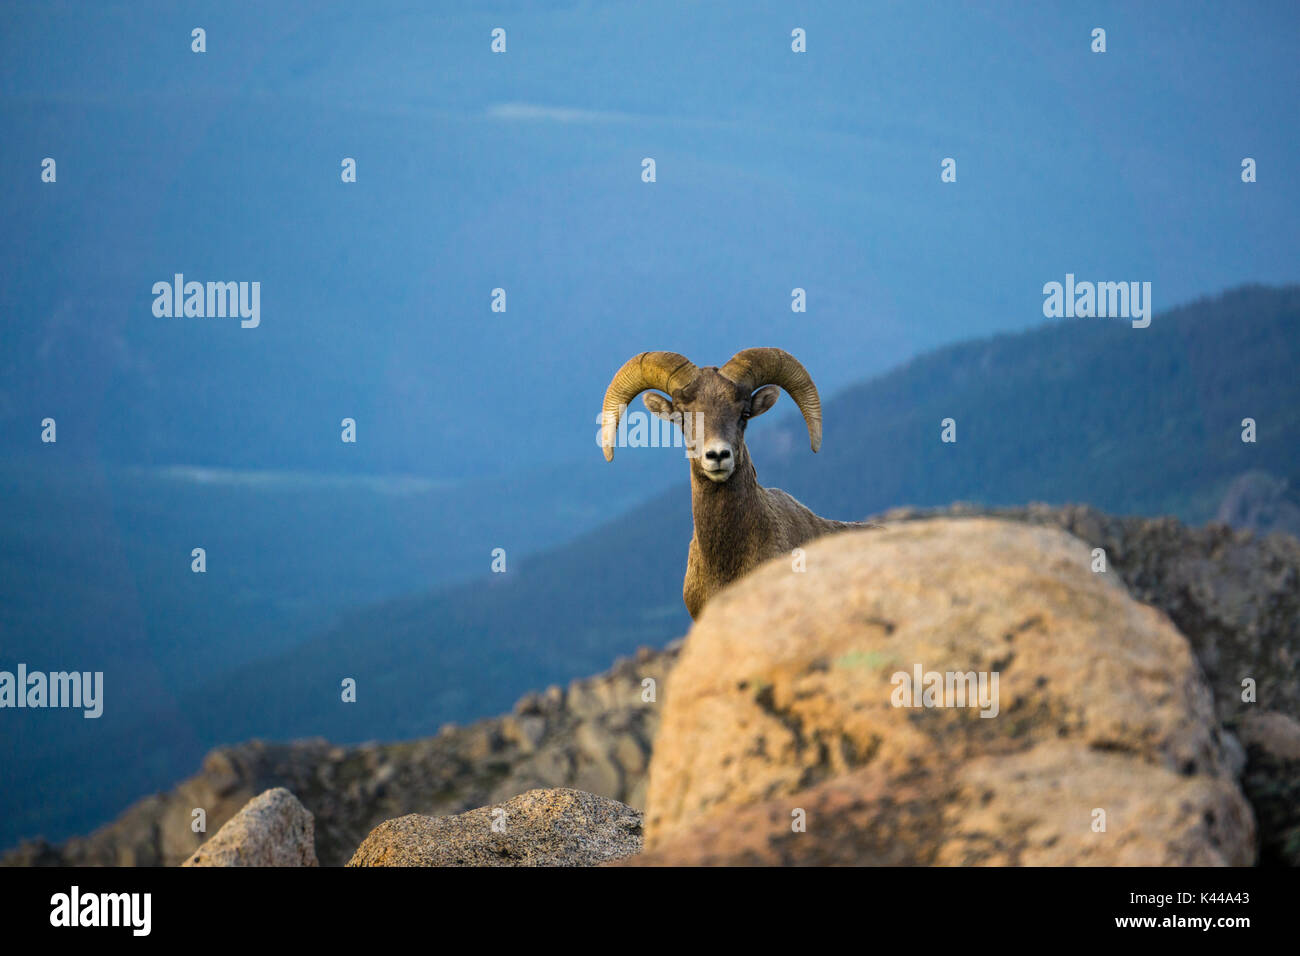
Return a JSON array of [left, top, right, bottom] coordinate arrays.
[[347, 788, 641, 866], [182, 788, 318, 867]]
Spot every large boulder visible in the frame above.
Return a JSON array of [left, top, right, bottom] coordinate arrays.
[[182, 788, 317, 867], [630, 747, 1249, 866], [347, 788, 641, 866], [641, 518, 1255, 865]]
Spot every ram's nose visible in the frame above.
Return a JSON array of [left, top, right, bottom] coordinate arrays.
[[699, 440, 735, 480]]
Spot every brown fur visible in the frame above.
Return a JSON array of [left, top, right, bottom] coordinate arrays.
[[650, 368, 865, 619]]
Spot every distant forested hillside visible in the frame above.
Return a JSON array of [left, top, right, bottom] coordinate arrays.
[[762, 283, 1300, 524]]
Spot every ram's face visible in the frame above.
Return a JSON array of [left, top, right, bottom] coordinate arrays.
[[642, 369, 780, 484]]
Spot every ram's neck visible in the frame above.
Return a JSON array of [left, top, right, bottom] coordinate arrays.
[[689, 456, 771, 578]]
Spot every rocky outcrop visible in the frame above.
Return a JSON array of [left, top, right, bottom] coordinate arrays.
[[6, 503, 1297, 867], [639, 518, 1254, 865], [182, 788, 318, 867], [348, 789, 641, 866], [2, 645, 676, 867]]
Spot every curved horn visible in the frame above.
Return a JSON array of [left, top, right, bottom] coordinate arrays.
[[601, 352, 699, 461], [719, 347, 823, 452]]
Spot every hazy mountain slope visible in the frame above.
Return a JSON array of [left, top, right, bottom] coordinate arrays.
[[0, 479, 693, 850], [0, 454, 675, 846], [0, 453, 672, 690]]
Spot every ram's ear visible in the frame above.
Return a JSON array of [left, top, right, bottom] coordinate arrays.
[[748, 385, 780, 419], [642, 392, 676, 422]]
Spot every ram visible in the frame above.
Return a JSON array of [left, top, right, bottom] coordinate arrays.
[[601, 348, 869, 618]]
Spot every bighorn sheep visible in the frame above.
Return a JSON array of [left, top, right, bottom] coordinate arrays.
[[601, 348, 866, 619]]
